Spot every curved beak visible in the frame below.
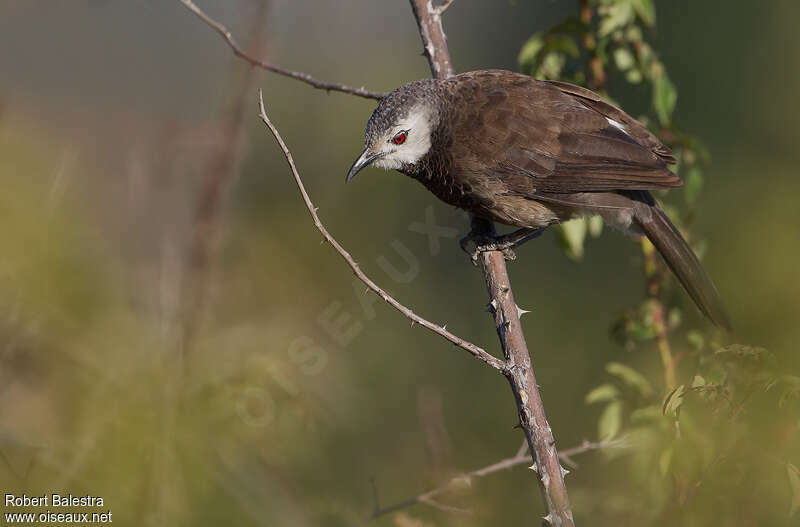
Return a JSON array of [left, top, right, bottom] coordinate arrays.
[[346, 149, 385, 183]]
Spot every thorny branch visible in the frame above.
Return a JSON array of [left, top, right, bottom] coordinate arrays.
[[408, 1, 575, 525], [256, 91, 506, 372], [370, 439, 627, 519], [178, 0, 386, 100]]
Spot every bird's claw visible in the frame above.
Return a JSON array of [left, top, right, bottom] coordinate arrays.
[[459, 227, 547, 264], [459, 233, 518, 264]]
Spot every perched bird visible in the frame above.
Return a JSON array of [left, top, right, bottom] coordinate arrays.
[[346, 70, 729, 329]]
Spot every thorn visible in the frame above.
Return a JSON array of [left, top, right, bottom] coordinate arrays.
[[516, 304, 531, 318], [486, 299, 498, 313], [313, 206, 319, 213], [528, 462, 538, 473], [541, 472, 550, 489], [441, 324, 447, 331], [561, 465, 570, 478], [411, 321, 416, 327], [542, 512, 553, 525], [512, 422, 523, 430]]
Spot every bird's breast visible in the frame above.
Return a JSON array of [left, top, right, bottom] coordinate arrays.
[[401, 151, 562, 229]]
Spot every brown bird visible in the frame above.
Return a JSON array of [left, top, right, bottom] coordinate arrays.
[[346, 70, 730, 329]]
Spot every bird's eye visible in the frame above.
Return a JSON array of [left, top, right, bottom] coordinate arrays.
[[392, 131, 407, 145]]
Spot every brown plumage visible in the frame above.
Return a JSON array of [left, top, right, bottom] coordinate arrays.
[[347, 70, 730, 329]]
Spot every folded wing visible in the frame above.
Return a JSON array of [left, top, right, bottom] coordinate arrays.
[[452, 71, 681, 196]]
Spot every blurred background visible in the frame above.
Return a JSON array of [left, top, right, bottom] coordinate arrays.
[[0, 1, 798, 525]]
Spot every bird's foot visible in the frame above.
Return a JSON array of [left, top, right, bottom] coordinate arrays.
[[459, 227, 547, 264], [459, 233, 517, 263]]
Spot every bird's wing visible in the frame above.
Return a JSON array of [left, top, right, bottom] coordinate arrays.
[[450, 71, 680, 194]]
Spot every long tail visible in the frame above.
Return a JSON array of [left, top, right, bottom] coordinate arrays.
[[635, 206, 731, 330]]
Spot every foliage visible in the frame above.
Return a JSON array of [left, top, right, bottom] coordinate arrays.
[[520, 1, 799, 524]]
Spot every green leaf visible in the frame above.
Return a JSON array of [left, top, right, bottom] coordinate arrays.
[[518, 33, 579, 79], [586, 383, 621, 404], [625, 25, 644, 42], [598, 2, 635, 37], [557, 218, 588, 260], [788, 463, 800, 516], [539, 51, 567, 80], [598, 400, 623, 441], [548, 35, 581, 58], [662, 384, 686, 418], [606, 362, 654, 397], [613, 47, 636, 71], [625, 68, 643, 84], [588, 215, 604, 237], [687, 330, 705, 351], [653, 69, 677, 125], [633, 0, 656, 27], [518, 34, 545, 70]]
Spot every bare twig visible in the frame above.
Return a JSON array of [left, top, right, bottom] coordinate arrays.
[[409, 0, 454, 78], [178, 0, 386, 100], [370, 438, 626, 519], [408, 1, 575, 525], [256, 91, 505, 372]]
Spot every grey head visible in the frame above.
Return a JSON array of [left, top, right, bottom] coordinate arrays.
[[346, 78, 442, 182]]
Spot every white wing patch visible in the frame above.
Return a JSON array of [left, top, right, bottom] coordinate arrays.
[[606, 117, 627, 133]]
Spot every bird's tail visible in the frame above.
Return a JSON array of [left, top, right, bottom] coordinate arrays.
[[635, 206, 731, 330]]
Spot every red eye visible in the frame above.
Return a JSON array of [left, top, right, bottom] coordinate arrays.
[[392, 131, 407, 145]]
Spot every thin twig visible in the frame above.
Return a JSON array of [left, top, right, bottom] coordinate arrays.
[[370, 438, 626, 519], [178, 0, 386, 100], [256, 91, 505, 372]]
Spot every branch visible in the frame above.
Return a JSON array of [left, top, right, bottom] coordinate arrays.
[[178, 0, 386, 100], [408, 1, 575, 525], [370, 439, 626, 519], [256, 91, 505, 372], [409, 0, 454, 78]]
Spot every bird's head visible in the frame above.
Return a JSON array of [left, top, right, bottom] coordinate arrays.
[[346, 79, 440, 182]]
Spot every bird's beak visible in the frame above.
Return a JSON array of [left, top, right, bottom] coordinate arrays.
[[346, 149, 385, 183]]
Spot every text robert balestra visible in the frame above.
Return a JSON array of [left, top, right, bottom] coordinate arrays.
[[5, 494, 105, 507]]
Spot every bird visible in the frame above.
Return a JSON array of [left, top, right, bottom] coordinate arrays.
[[346, 69, 730, 329]]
